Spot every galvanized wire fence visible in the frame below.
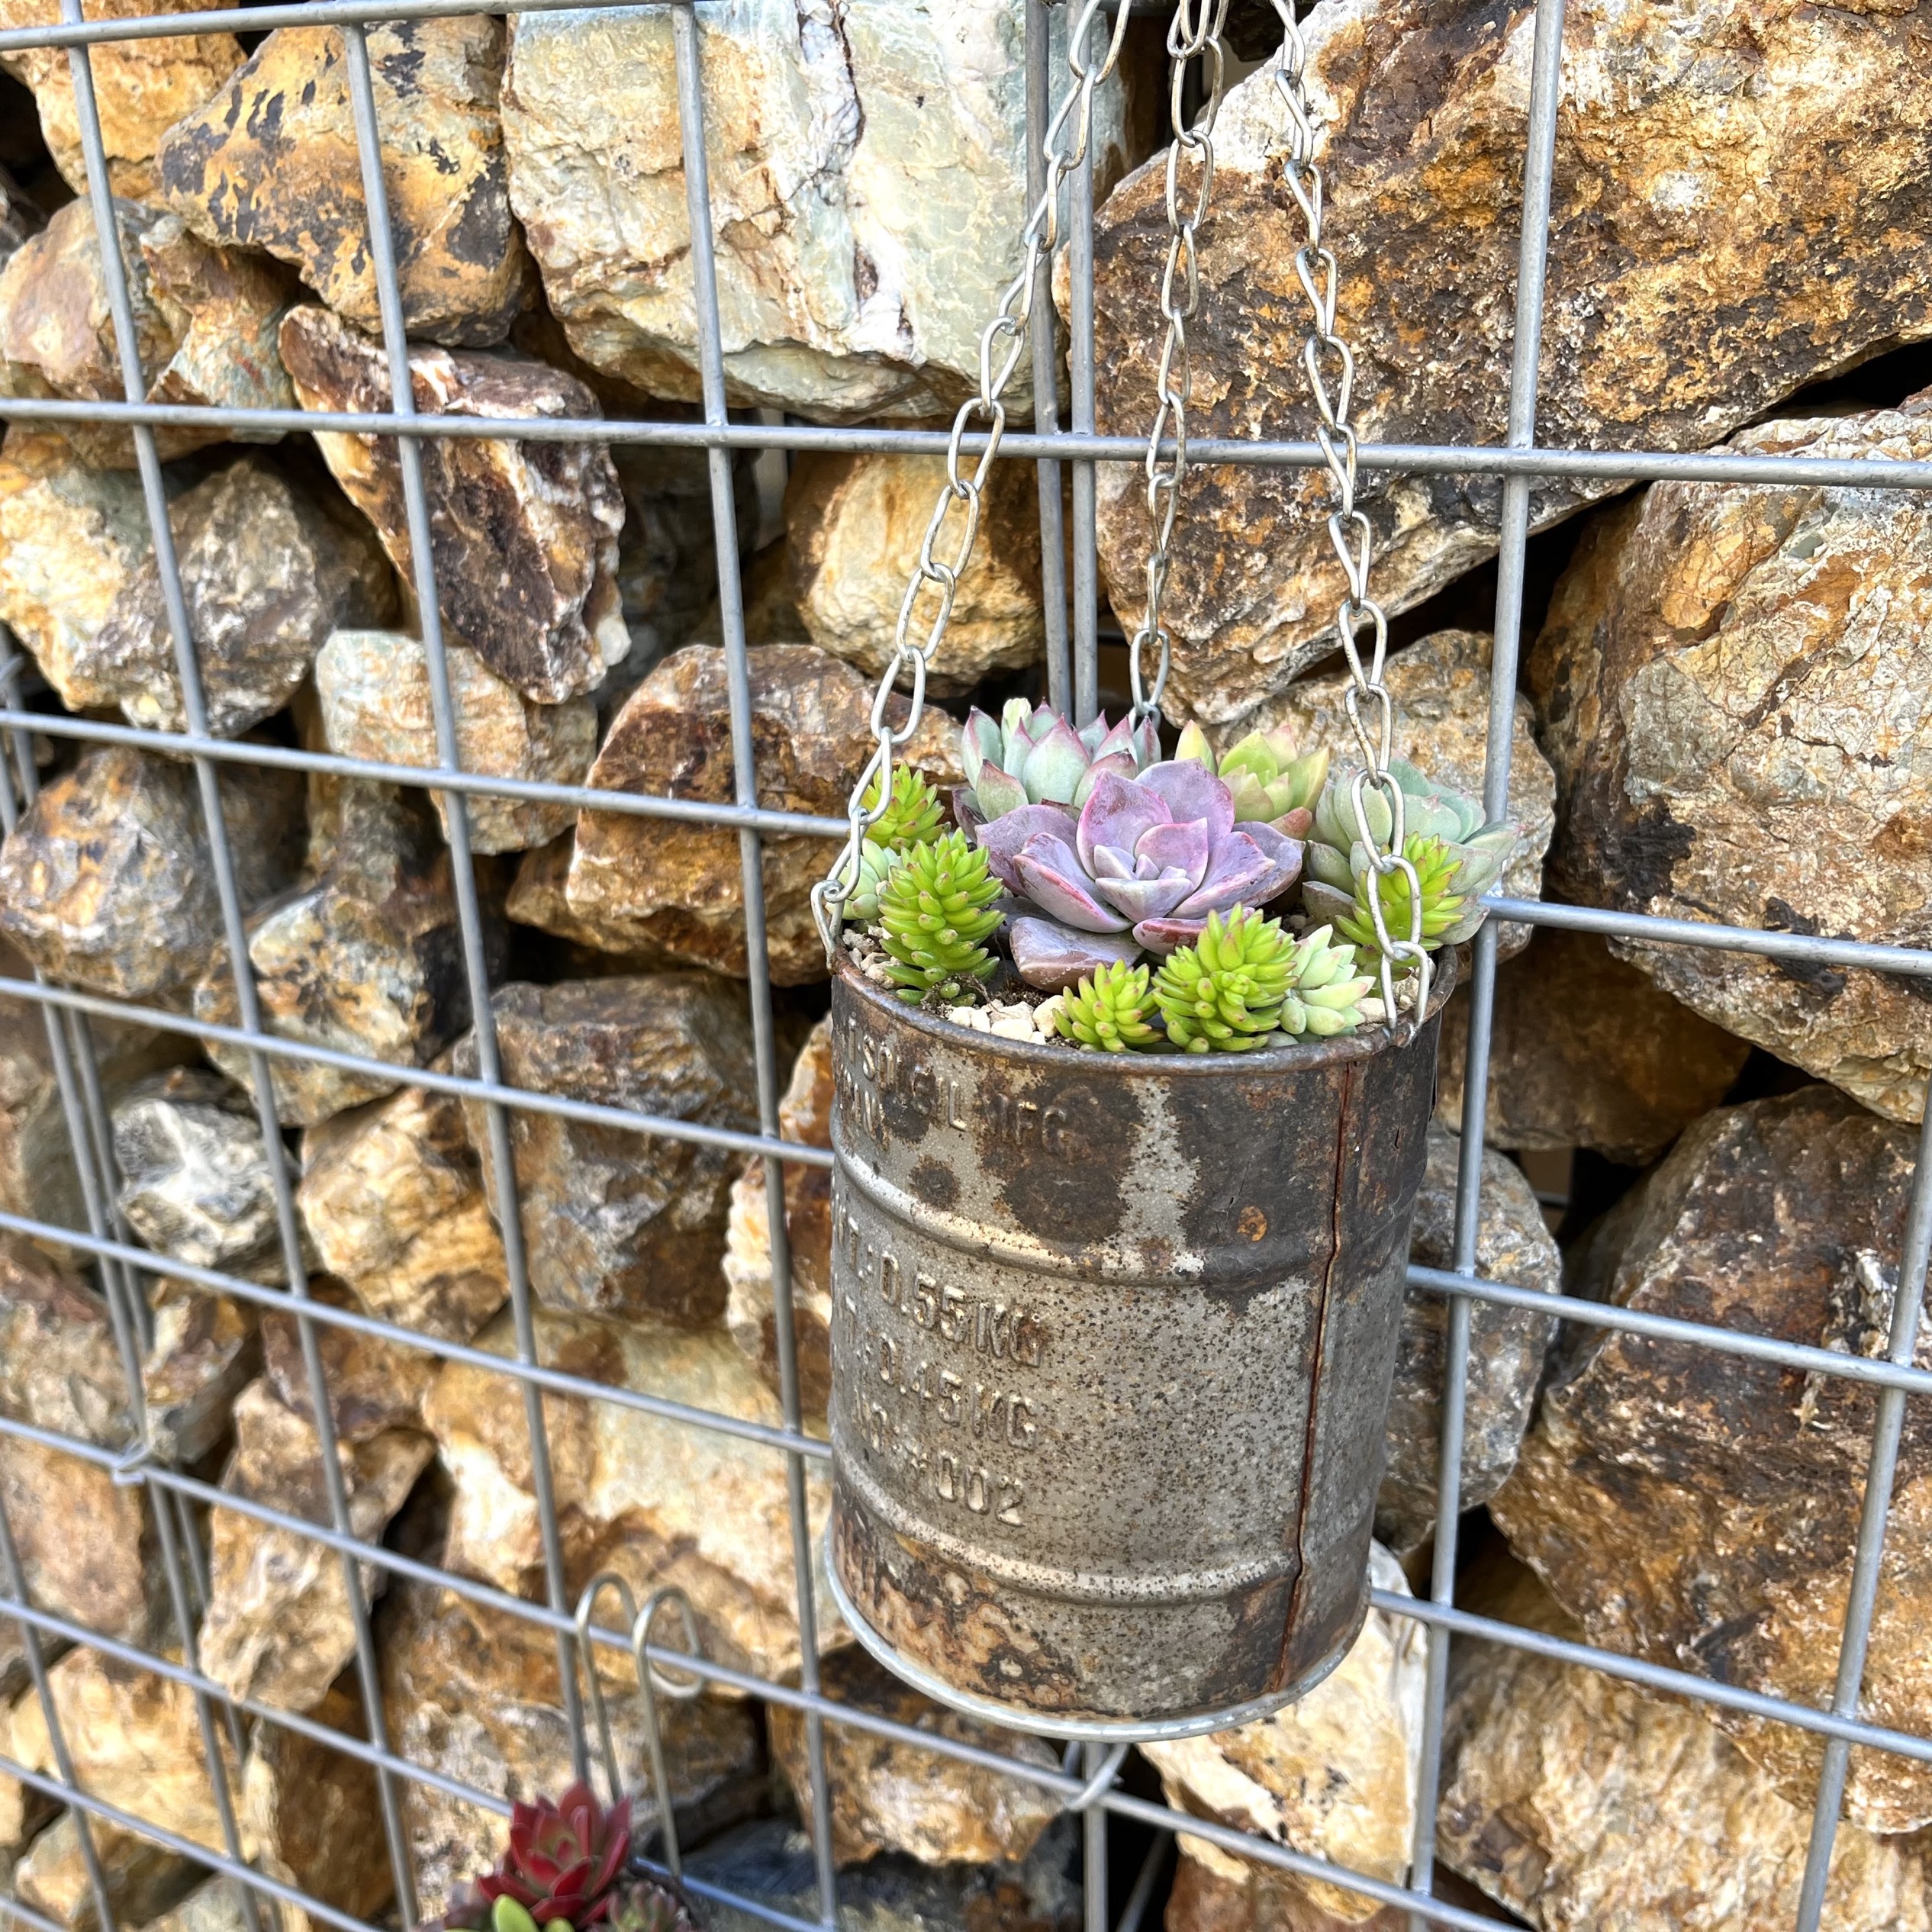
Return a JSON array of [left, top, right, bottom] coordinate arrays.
[[0, 4, 1924, 1932]]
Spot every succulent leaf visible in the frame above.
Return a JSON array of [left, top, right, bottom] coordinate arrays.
[[958, 703, 1159, 825], [607, 1879, 700, 1932], [1336, 832, 1467, 968], [1057, 959, 1161, 1051], [1151, 906, 1295, 1053], [877, 832, 1004, 1003], [863, 765, 946, 853], [449, 1782, 631, 1932]]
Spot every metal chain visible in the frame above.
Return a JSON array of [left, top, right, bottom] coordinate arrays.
[[1265, 0, 1432, 1029], [813, 0, 1134, 959], [1126, 0, 1232, 729]]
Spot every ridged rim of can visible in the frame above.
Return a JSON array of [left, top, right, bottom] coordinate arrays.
[[823, 1520, 1372, 1743], [832, 937, 1459, 1071]]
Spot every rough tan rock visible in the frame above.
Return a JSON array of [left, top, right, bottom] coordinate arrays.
[[258, 1277, 438, 1443], [382, 1581, 765, 1920], [137, 1874, 311, 1932], [198, 1375, 433, 1716], [280, 305, 628, 704], [1529, 400, 1932, 1125], [0, 0, 243, 198], [1435, 926, 1752, 1167], [1440, 1557, 1932, 1932], [423, 1306, 836, 1683], [14, 1811, 201, 1932], [568, 644, 961, 984], [142, 1286, 257, 1467], [784, 451, 1044, 691], [1491, 1087, 1932, 1831], [455, 974, 754, 1327], [82, 456, 396, 737], [1143, 1547, 1424, 1927], [724, 1016, 833, 1418], [768, 1643, 1060, 1869], [156, 18, 533, 346], [298, 1083, 507, 1344], [1377, 1125, 1560, 1555], [1213, 630, 1551, 955], [193, 784, 470, 1126], [1162, 1853, 1413, 1932], [0, 198, 294, 469], [501, 2, 1138, 420], [504, 833, 686, 968], [1089, 0, 1932, 724], [0, 744, 305, 1001], [315, 629, 597, 855]]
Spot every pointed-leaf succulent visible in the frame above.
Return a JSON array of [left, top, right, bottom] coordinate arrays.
[[1280, 923, 1375, 1037], [865, 765, 946, 852], [1336, 832, 1472, 971], [876, 831, 1004, 1003], [606, 1879, 700, 1932], [1055, 959, 1160, 1051], [1152, 906, 1296, 1053], [958, 697, 1161, 823], [1173, 721, 1329, 834], [433, 1782, 633, 1932]]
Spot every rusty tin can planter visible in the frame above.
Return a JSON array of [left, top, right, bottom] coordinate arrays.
[[823, 948, 1455, 1737]]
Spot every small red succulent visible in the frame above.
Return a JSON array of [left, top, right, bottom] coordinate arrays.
[[468, 1782, 633, 1930]]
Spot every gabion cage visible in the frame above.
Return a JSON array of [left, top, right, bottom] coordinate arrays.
[[0, 5, 1926, 1932]]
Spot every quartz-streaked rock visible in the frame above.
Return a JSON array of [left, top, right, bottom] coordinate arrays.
[[382, 1580, 766, 1921], [142, 1285, 258, 1467], [13, 1811, 202, 1932], [1528, 400, 1932, 1125], [454, 974, 755, 1326], [0, 744, 306, 1001], [1490, 1087, 1932, 1831], [314, 628, 598, 855], [1377, 1125, 1560, 1555], [768, 1643, 1061, 1869], [1143, 1547, 1425, 1927], [193, 784, 472, 1127], [1089, 1, 1932, 726], [1212, 630, 1551, 955], [0, 0, 243, 199], [724, 1016, 832, 1418], [504, 833, 687, 968], [0, 198, 294, 469], [80, 456, 397, 737], [1435, 926, 1752, 1168], [1440, 1556, 1932, 1932], [568, 644, 961, 984], [686, 1818, 1082, 1932], [298, 1083, 507, 1344], [423, 1307, 837, 1683], [112, 1067, 290, 1280], [279, 305, 629, 705], [784, 450, 1045, 691], [155, 18, 533, 347], [501, 2, 1137, 421], [197, 1375, 434, 1716]]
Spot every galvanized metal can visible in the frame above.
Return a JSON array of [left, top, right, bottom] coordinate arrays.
[[825, 953, 1453, 1734]]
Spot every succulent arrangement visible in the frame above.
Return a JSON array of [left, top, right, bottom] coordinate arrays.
[[842, 704, 1517, 1056], [432, 1783, 695, 1932]]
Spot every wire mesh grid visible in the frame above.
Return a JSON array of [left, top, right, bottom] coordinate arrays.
[[0, 3, 1922, 1932]]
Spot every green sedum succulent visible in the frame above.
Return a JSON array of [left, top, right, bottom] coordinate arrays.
[[1336, 832, 1470, 971], [1281, 923, 1375, 1036], [865, 765, 946, 852], [1152, 906, 1295, 1053], [876, 832, 1003, 1003], [1174, 721, 1329, 829], [1056, 959, 1160, 1051]]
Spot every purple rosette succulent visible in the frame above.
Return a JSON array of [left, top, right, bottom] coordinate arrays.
[[957, 699, 1161, 826], [980, 763, 1306, 981]]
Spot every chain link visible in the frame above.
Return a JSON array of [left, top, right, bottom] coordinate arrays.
[[1264, 0, 1432, 1030], [812, 0, 1134, 958]]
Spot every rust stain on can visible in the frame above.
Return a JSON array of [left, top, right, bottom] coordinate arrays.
[[827, 954, 1451, 1726]]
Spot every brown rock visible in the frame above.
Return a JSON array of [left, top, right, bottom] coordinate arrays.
[[193, 784, 471, 1126], [142, 1285, 258, 1467], [1435, 926, 1752, 1167], [1163, 1854, 1412, 1932], [0, 198, 294, 469], [1490, 1087, 1932, 1830], [686, 537, 803, 651], [1143, 1547, 1424, 1927], [1088, 1, 1932, 725], [568, 644, 961, 984], [382, 1582, 765, 1921], [259, 1277, 438, 1444], [1214, 630, 1552, 955], [423, 1307, 836, 1684], [314, 629, 597, 855], [1439, 1558, 1932, 1932], [137, 1874, 311, 1932], [1377, 1125, 1560, 1554], [455, 975, 754, 1327], [504, 833, 685, 968], [0, 744, 305, 1001], [13, 1811, 201, 1932], [197, 1375, 433, 1715], [724, 1016, 833, 1418], [298, 1083, 507, 1344], [155, 19, 533, 347], [279, 304, 628, 704], [0, 0, 243, 198], [768, 1644, 1060, 1869], [784, 451, 1044, 692], [80, 456, 397, 736], [1528, 400, 1932, 1125]]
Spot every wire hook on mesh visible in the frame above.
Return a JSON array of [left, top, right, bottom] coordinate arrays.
[[572, 1574, 708, 1882]]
